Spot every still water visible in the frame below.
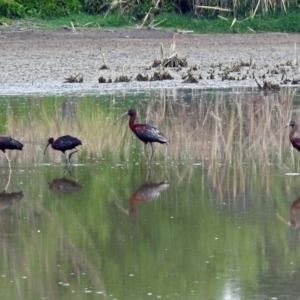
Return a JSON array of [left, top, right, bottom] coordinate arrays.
[[0, 87, 300, 299]]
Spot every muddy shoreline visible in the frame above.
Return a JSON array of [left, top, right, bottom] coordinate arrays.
[[1, 28, 300, 95]]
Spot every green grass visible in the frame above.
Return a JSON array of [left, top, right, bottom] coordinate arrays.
[[26, 12, 132, 29], [12, 10, 300, 33]]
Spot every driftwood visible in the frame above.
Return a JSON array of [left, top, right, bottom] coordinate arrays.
[[136, 74, 149, 81], [63, 74, 83, 83], [150, 70, 173, 81], [98, 76, 106, 83], [115, 75, 132, 82], [254, 75, 280, 90]]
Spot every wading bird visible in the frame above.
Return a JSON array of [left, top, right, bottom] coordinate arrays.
[[115, 108, 169, 159], [0, 135, 23, 166], [44, 135, 82, 164], [277, 120, 300, 152]]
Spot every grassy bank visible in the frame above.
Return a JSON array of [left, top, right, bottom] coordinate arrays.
[[3, 10, 299, 34]]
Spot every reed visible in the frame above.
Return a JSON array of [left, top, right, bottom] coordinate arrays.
[[3, 87, 298, 202], [5, 88, 296, 165]]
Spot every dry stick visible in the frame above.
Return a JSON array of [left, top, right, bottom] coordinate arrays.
[[151, 18, 166, 28], [169, 33, 178, 55], [281, 0, 287, 13], [70, 21, 76, 32], [196, 5, 231, 12], [218, 15, 228, 20], [251, 0, 260, 19], [140, 12, 152, 28], [294, 43, 297, 66], [140, 0, 161, 28], [160, 43, 164, 60], [230, 18, 236, 29], [104, 0, 119, 19], [103, 53, 107, 65]]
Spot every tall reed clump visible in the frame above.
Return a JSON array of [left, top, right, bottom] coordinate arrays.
[[88, 0, 296, 22], [193, 0, 291, 17]]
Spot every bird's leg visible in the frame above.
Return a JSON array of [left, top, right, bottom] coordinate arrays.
[[4, 167, 12, 191], [144, 144, 149, 158], [149, 143, 155, 163], [68, 149, 78, 164], [4, 153, 10, 164], [64, 152, 69, 165], [4, 153, 11, 170]]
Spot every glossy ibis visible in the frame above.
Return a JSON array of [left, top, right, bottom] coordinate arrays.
[[44, 135, 82, 164], [0, 135, 23, 165], [115, 108, 169, 159], [277, 120, 300, 152]]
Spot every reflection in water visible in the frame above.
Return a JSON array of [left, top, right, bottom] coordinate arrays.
[[277, 197, 300, 229], [0, 169, 23, 211], [3, 88, 300, 300], [48, 177, 82, 194], [0, 190, 23, 211], [115, 180, 170, 216], [290, 198, 300, 228]]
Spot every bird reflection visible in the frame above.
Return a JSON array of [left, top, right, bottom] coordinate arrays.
[[0, 190, 23, 211], [114, 180, 169, 216], [48, 177, 82, 194], [0, 171, 23, 211], [290, 198, 300, 228], [277, 197, 300, 229]]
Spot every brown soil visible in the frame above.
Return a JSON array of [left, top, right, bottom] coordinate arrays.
[[1, 28, 300, 95]]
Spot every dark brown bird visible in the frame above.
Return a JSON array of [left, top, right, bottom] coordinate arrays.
[[0, 134, 23, 164], [44, 135, 82, 164], [277, 120, 300, 151], [115, 108, 169, 159], [288, 120, 300, 151]]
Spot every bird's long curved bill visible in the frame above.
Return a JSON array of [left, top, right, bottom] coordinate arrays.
[[43, 143, 50, 155], [276, 212, 291, 226], [276, 124, 289, 135], [114, 112, 128, 124]]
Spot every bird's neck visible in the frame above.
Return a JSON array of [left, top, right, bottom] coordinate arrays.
[[290, 124, 298, 141], [129, 115, 137, 131]]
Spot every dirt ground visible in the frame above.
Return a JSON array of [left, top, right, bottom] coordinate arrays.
[[1, 27, 300, 95]]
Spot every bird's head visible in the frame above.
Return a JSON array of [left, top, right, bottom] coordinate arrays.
[[44, 137, 54, 155], [127, 109, 137, 116], [276, 121, 298, 134], [48, 137, 54, 144], [114, 109, 137, 124], [289, 120, 297, 127]]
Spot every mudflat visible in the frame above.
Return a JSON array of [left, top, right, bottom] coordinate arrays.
[[1, 27, 299, 95]]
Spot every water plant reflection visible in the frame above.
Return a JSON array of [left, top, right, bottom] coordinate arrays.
[[115, 180, 169, 216]]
